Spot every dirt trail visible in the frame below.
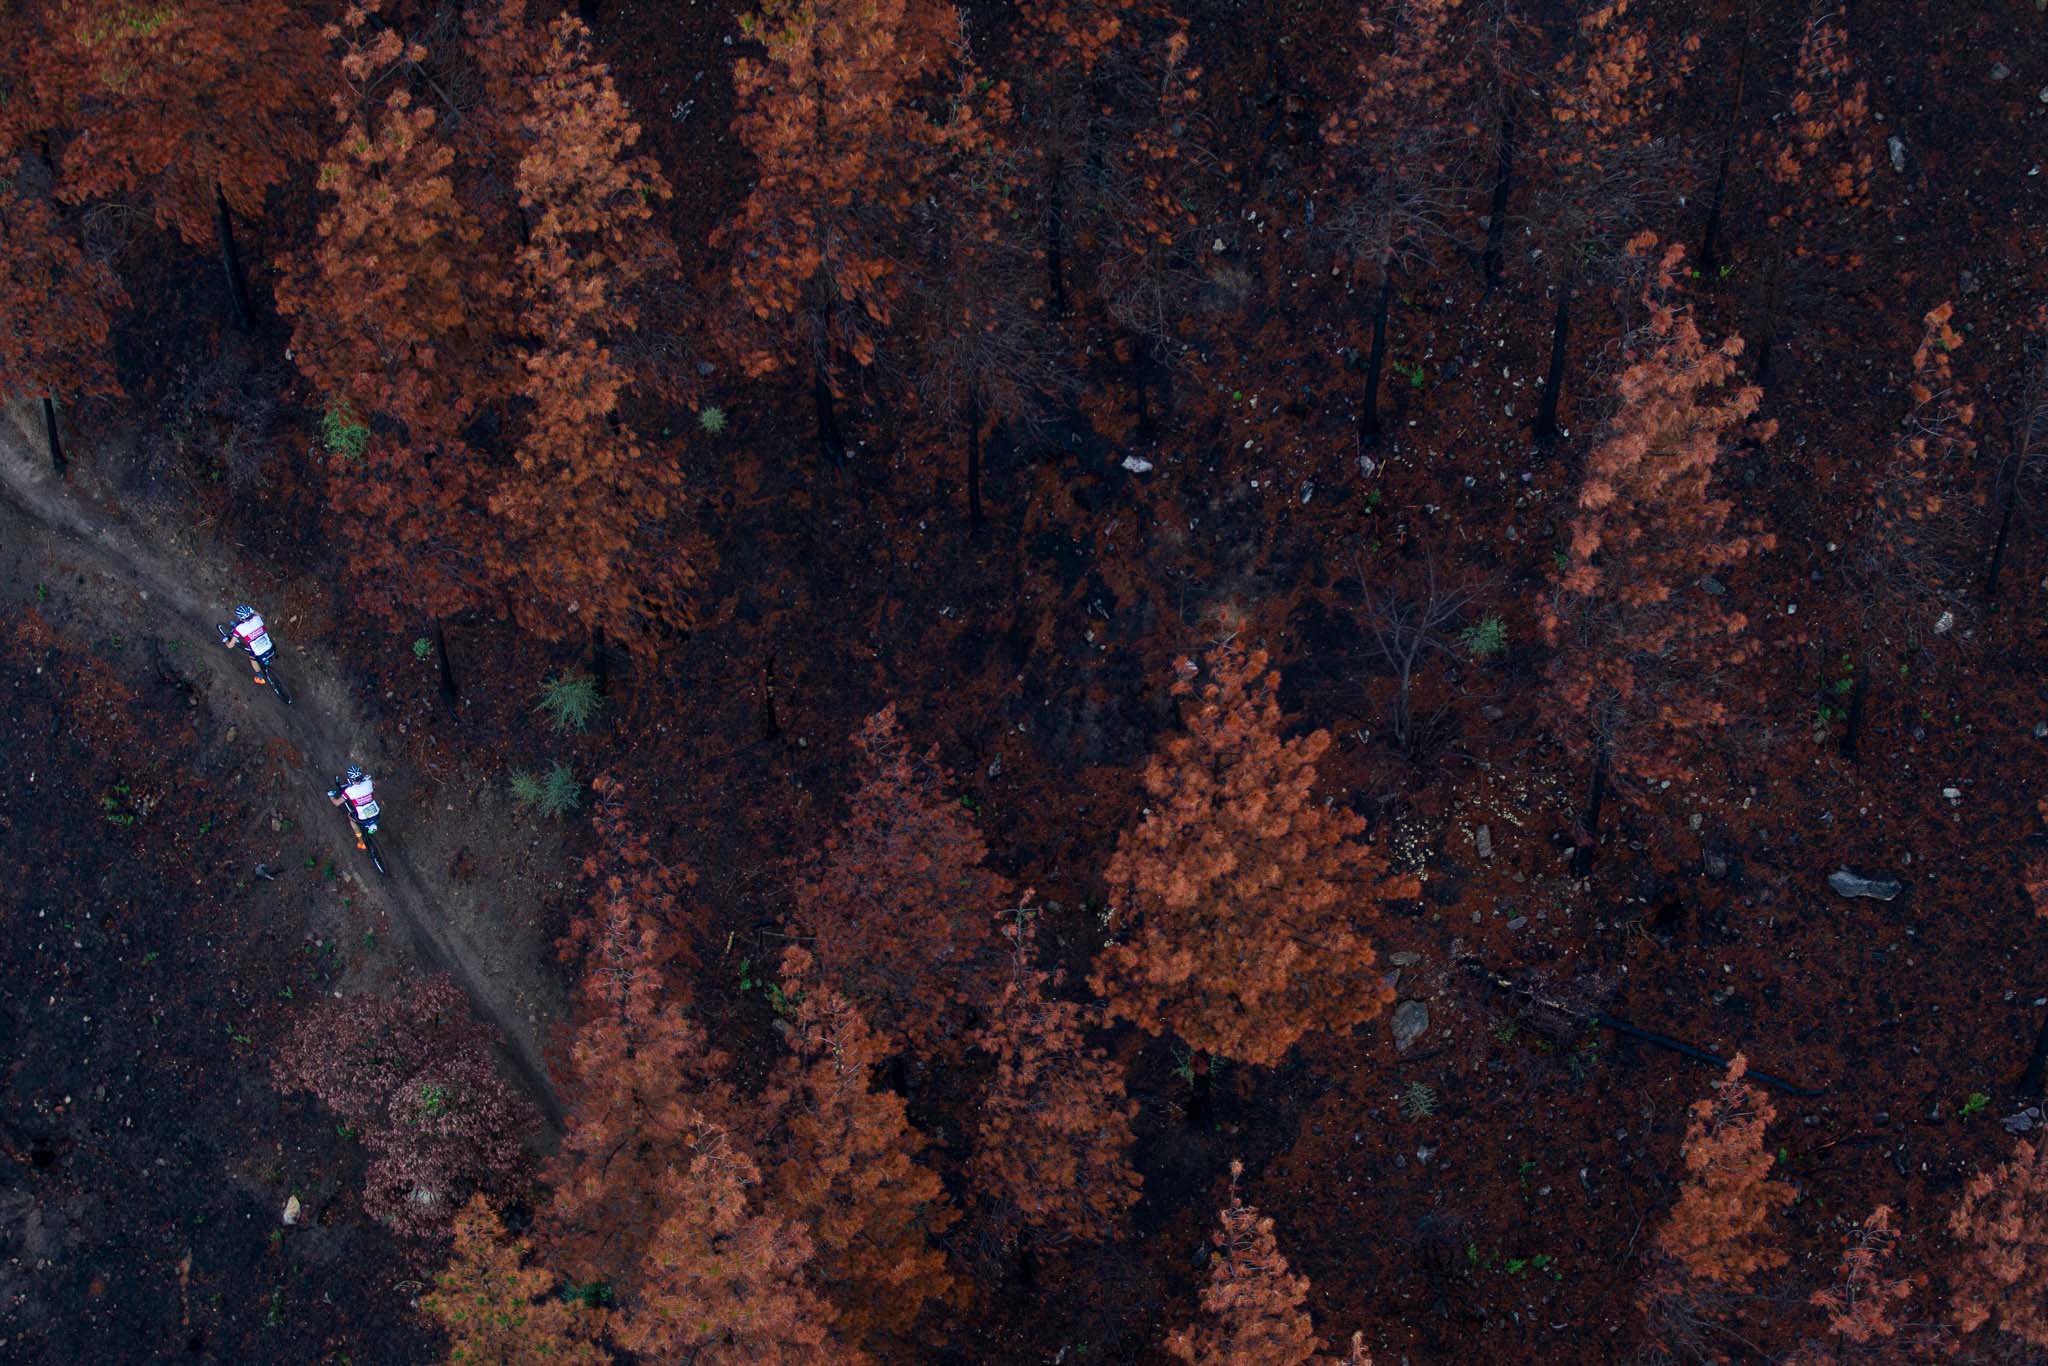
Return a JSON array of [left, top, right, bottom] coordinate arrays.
[[0, 416, 565, 1131]]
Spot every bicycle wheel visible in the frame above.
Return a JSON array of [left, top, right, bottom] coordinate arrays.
[[268, 671, 293, 706], [362, 832, 389, 876]]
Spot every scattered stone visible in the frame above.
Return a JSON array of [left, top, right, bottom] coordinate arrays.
[[253, 864, 279, 882], [1120, 455, 1153, 474], [1506, 916, 1528, 930], [1698, 575, 1726, 596], [1991, 62, 2011, 80], [1475, 825, 1494, 860], [2003, 1106, 2042, 1135], [1828, 868, 1903, 901], [1943, 787, 1963, 803], [1934, 608, 1955, 635], [1704, 852, 1729, 880], [1387, 951, 1423, 967], [2036, 721, 2047, 739], [1391, 1000, 1430, 1052], [282, 1196, 301, 1226], [1888, 136, 1908, 173]]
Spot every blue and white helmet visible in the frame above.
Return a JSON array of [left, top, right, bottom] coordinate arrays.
[[233, 604, 256, 623], [345, 765, 366, 784]]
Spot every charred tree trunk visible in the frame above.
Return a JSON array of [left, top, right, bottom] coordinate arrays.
[[813, 358, 847, 466], [1696, 13, 1752, 277], [589, 623, 609, 697], [213, 183, 253, 330], [1571, 739, 1608, 878], [1840, 658, 1869, 762], [1534, 269, 1573, 444], [965, 386, 986, 531], [1982, 472, 2019, 604], [760, 653, 782, 740], [1753, 243, 1785, 391], [1045, 169, 1068, 322], [41, 397, 65, 477], [433, 621, 459, 705], [1483, 100, 1516, 290], [1133, 348, 1153, 441], [1359, 270, 1394, 450], [2021, 1003, 2048, 1099]]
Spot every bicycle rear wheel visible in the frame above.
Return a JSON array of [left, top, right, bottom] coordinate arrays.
[[268, 671, 293, 706], [362, 832, 388, 876]]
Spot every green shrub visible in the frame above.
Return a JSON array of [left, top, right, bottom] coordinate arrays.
[[535, 670, 602, 733], [412, 637, 433, 661], [508, 769, 544, 808], [321, 400, 369, 459], [698, 405, 729, 435], [1459, 615, 1508, 659], [537, 764, 581, 819]]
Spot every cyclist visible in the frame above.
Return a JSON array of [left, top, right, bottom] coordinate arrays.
[[327, 765, 381, 846], [217, 604, 277, 686]]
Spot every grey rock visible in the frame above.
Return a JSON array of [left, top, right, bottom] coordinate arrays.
[[1991, 62, 2011, 80], [1387, 951, 1424, 967], [2034, 721, 2046, 739], [1391, 1000, 1430, 1052], [1506, 916, 1528, 930], [1704, 852, 1729, 880], [1829, 868, 1904, 901], [1698, 575, 1726, 596], [1121, 455, 1154, 474], [1888, 136, 1908, 173], [1475, 825, 1494, 860]]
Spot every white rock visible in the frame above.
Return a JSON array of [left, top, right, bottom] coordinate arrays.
[[1121, 455, 1153, 474], [282, 1196, 302, 1226], [1934, 609, 1955, 634]]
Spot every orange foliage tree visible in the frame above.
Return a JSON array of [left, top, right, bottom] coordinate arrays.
[[0, 166, 126, 470], [275, 13, 498, 623], [1797, 1206, 1915, 1358], [35, 0, 323, 324], [1654, 1055, 1795, 1289], [1527, 0, 1683, 442], [718, 0, 954, 463], [541, 777, 724, 1288], [1093, 643, 1416, 1064], [1747, 3, 1874, 388], [968, 901, 1140, 1248], [1540, 238, 1771, 866], [614, 1115, 847, 1364], [424, 1195, 609, 1365], [793, 705, 1013, 1054], [490, 12, 688, 642], [1949, 1136, 2048, 1347], [754, 947, 956, 1349], [1318, 0, 1471, 447], [1165, 1160, 1367, 1366]]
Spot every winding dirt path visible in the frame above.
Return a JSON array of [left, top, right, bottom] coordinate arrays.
[[0, 417, 564, 1131]]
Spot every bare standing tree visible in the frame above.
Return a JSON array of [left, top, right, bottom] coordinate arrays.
[[1982, 321, 2048, 605], [1357, 549, 1478, 755]]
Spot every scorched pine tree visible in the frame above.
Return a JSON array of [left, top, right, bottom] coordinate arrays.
[[1093, 642, 1416, 1065]]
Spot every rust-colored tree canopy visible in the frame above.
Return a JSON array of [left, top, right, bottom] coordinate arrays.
[[968, 902, 1141, 1245], [1167, 1160, 1368, 1366], [0, 171, 126, 405], [1094, 643, 1417, 1064], [756, 947, 957, 1347], [424, 1196, 610, 1365], [794, 705, 1013, 1053], [36, 0, 321, 243], [1541, 236, 1774, 788]]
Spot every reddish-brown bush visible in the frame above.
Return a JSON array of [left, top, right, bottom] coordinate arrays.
[[1093, 643, 1415, 1064], [1654, 1055, 1795, 1289], [0, 171, 126, 410], [793, 705, 1012, 1053], [1807, 1205, 1915, 1350], [1949, 1137, 2048, 1346], [273, 976, 536, 1240]]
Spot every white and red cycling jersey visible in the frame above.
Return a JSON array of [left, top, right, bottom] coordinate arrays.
[[341, 777, 380, 822], [231, 613, 275, 659]]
